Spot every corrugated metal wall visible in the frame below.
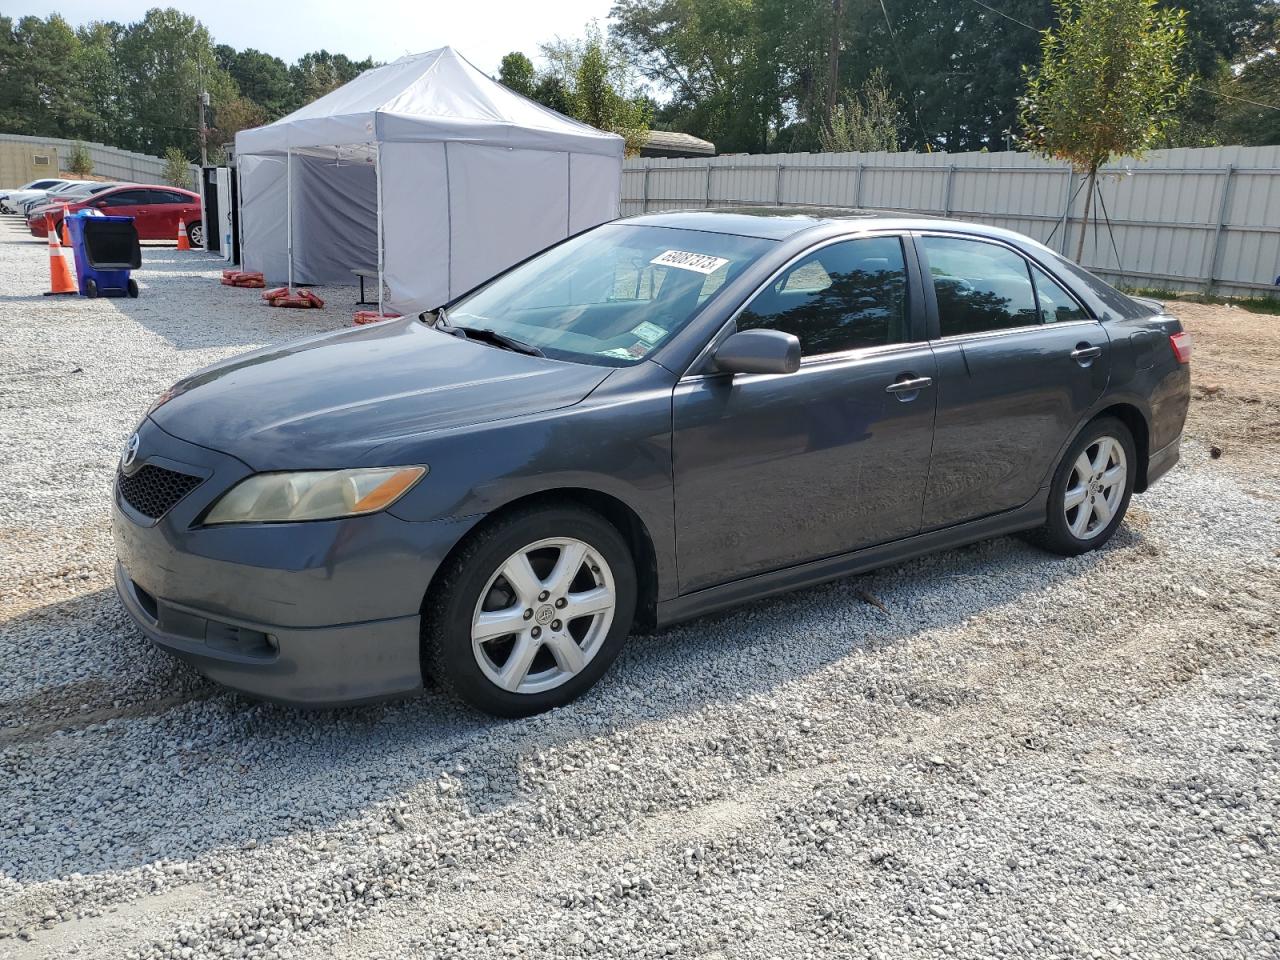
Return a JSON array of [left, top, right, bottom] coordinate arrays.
[[623, 146, 1280, 297], [0, 133, 170, 186]]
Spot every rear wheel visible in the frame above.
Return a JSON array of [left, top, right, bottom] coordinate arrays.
[[423, 505, 636, 716], [187, 222, 204, 248], [1033, 417, 1135, 556], [83, 277, 98, 298], [127, 278, 139, 298]]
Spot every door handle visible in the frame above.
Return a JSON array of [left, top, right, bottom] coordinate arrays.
[[1071, 345, 1103, 364], [885, 376, 933, 395]]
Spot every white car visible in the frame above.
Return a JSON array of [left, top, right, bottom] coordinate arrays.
[[0, 178, 80, 214], [17, 179, 92, 217]]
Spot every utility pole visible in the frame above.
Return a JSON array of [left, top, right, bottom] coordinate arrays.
[[199, 90, 210, 167], [825, 0, 844, 132]]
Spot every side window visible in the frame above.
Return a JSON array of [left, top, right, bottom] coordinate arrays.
[[156, 190, 194, 204], [1031, 266, 1090, 324], [922, 236, 1039, 337], [101, 190, 145, 206], [737, 236, 909, 356]]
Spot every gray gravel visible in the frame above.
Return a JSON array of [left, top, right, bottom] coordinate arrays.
[[2, 215, 1278, 960]]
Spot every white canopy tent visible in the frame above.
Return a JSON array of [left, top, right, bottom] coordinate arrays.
[[234, 47, 624, 316]]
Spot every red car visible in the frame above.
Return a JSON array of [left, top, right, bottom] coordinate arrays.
[[29, 185, 203, 246]]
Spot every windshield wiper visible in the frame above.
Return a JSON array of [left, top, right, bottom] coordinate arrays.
[[434, 313, 545, 358]]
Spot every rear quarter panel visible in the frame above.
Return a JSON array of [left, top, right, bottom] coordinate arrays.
[[1103, 312, 1190, 455]]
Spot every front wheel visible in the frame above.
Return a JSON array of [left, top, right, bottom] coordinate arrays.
[[423, 505, 636, 717], [1033, 417, 1136, 556]]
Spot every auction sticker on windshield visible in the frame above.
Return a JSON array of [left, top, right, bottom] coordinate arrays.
[[650, 250, 731, 275]]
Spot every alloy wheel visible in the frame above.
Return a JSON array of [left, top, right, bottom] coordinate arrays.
[[1063, 435, 1127, 540], [188, 223, 204, 247], [471, 537, 616, 695]]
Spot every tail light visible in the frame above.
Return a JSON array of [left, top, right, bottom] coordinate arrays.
[[1170, 331, 1192, 364]]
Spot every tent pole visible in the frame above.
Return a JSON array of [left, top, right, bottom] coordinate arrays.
[[375, 144, 384, 318], [286, 149, 293, 292]]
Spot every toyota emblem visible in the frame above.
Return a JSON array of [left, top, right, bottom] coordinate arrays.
[[121, 433, 140, 469]]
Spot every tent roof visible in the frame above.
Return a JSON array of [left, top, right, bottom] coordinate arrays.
[[235, 47, 624, 158]]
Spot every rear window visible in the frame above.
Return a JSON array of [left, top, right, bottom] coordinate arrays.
[[1048, 254, 1157, 320]]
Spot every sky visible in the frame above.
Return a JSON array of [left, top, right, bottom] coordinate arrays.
[[14, 0, 617, 73]]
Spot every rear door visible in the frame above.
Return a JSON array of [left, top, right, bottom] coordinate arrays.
[[917, 233, 1110, 530], [154, 189, 198, 240]]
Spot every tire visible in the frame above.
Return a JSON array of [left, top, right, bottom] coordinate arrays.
[[84, 278, 98, 299], [127, 278, 139, 298], [422, 504, 637, 717], [1032, 416, 1136, 556], [187, 222, 204, 248]]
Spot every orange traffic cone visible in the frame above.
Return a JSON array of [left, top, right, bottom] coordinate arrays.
[[44, 212, 78, 296], [176, 220, 191, 251], [60, 205, 72, 246]]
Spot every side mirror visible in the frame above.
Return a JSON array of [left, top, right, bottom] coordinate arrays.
[[712, 329, 801, 376]]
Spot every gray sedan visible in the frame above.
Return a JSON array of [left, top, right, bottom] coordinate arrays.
[[113, 209, 1191, 714]]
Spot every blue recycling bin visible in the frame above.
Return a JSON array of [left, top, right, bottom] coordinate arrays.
[[67, 212, 141, 298]]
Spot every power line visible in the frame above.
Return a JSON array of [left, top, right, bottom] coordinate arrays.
[[1192, 82, 1280, 113], [964, 0, 1280, 114], [967, 0, 1037, 31], [876, 0, 938, 148]]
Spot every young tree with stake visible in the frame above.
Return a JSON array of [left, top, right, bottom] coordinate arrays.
[[1019, 0, 1190, 261]]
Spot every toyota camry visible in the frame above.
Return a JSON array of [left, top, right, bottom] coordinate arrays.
[[113, 208, 1191, 715]]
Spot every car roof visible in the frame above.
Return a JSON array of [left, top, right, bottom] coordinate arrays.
[[623, 205, 1054, 253]]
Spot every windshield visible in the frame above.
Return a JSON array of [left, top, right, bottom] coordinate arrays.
[[443, 223, 776, 366]]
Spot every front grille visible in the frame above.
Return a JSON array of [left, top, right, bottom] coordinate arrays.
[[118, 464, 203, 520]]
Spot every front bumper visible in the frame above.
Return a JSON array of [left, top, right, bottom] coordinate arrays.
[[115, 562, 423, 706], [112, 417, 481, 706]]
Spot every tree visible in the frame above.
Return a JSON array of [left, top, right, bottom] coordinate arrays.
[[819, 68, 901, 152], [68, 141, 93, 176], [163, 146, 191, 188], [288, 50, 376, 111], [115, 8, 236, 156], [1020, 0, 1190, 259], [611, 0, 786, 153], [539, 24, 652, 154], [0, 15, 97, 138], [498, 51, 537, 96], [219, 46, 292, 118]]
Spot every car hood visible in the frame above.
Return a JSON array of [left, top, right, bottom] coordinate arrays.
[[150, 318, 613, 470]]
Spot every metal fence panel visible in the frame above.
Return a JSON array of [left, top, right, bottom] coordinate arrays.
[[0, 133, 170, 185], [622, 145, 1280, 297]]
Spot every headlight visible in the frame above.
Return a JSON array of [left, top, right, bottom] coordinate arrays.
[[204, 466, 427, 524]]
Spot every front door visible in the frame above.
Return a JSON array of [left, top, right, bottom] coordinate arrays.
[[917, 234, 1112, 530], [672, 235, 938, 593]]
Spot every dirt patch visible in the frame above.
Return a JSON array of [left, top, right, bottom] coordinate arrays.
[[1167, 301, 1280, 466]]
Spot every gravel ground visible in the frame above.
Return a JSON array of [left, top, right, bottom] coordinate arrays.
[[1, 215, 1278, 960]]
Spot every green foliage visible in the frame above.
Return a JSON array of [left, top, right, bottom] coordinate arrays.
[[611, 0, 785, 153], [1019, 0, 1191, 173], [524, 23, 652, 154], [67, 141, 93, 175], [498, 51, 537, 97], [162, 146, 191, 188], [289, 50, 376, 110], [0, 8, 377, 160], [818, 69, 902, 153]]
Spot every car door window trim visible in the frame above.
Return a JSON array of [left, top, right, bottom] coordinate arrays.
[[914, 230, 1095, 342], [681, 230, 921, 379]]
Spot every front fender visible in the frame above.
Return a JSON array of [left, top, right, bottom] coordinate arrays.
[[381, 363, 678, 598]]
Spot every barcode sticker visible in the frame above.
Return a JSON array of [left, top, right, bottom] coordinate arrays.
[[650, 250, 730, 275]]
